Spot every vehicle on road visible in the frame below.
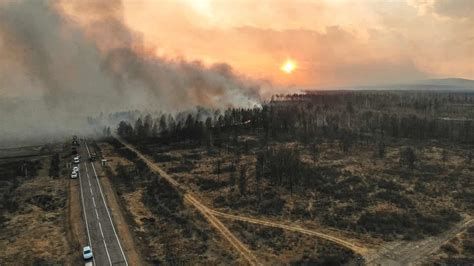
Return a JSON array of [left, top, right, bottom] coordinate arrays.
[[83, 246, 93, 260], [72, 166, 79, 172], [72, 136, 79, 144], [71, 171, 78, 179], [73, 156, 80, 164], [90, 152, 96, 162]]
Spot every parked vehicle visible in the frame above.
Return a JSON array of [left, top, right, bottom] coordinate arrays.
[[73, 156, 80, 164], [73, 166, 79, 172], [83, 246, 93, 260], [71, 171, 78, 179]]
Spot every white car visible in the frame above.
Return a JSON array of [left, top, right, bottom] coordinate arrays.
[[71, 171, 78, 179], [73, 166, 79, 172], [73, 157, 80, 164], [83, 246, 93, 260]]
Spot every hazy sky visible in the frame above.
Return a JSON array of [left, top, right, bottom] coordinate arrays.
[[120, 0, 473, 88], [0, 0, 472, 145]]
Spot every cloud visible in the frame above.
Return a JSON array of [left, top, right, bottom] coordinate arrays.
[[433, 0, 474, 19], [121, 0, 473, 89], [173, 25, 429, 87]]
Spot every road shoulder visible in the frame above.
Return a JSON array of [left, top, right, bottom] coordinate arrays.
[[68, 173, 86, 265]]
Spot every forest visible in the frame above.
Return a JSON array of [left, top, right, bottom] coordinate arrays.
[[109, 90, 473, 243]]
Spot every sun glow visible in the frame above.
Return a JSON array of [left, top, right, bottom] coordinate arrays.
[[281, 59, 296, 74]]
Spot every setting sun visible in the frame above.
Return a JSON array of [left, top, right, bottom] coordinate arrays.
[[281, 59, 296, 74]]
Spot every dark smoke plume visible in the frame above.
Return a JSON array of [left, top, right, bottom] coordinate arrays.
[[60, 0, 261, 109], [0, 0, 261, 146], [0, 0, 62, 107]]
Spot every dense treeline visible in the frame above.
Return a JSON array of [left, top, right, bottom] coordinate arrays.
[[116, 91, 474, 145]]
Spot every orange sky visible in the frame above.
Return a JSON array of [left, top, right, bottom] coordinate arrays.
[[119, 0, 473, 89]]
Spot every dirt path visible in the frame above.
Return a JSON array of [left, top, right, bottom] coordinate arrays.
[[115, 137, 474, 266], [365, 216, 473, 265], [210, 210, 369, 255], [115, 136, 261, 266]]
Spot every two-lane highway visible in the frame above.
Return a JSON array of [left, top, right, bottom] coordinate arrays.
[[78, 138, 127, 265]]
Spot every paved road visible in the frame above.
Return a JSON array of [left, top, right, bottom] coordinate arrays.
[[78, 139, 128, 266]]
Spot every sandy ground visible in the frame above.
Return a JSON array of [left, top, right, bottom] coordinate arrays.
[[425, 223, 474, 264], [365, 216, 473, 265], [121, 188, 153, 233]]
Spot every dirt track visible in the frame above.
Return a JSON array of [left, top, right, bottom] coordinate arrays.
[[115, 136, 369, 265], [365, 216, 473, 265], [210, 210, 368, 255], [184, 194, 260, 265], [114, 136, 474, 265], [115, 136, 261, 266]]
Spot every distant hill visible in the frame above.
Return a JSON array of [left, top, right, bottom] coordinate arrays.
[[411, 78, 474, 88], [351, 78, 474, 91]]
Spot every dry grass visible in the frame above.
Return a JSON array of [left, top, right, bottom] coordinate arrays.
[[99, 142, 242, 265], [0, 155, 76, 264], [147, 137, 473, 243]]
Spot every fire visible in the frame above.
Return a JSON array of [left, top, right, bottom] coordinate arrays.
[[281, 59, 296, 74]]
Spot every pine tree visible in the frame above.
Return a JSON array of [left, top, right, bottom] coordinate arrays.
[[400, 147, 416, 169], [238, 165, 247, 195], [134, 118, 144, 140], [255, 153, 264, 201]]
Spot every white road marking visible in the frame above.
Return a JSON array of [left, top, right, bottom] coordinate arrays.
[[84, 139, 128, 266], [85, 166, 94, 196], [79, 161, 96, 266], [92, 196, 97, 208], [82, 142, 111, 266], [103, 239, 112, 266], [98, 222, 113, 266], [98, 221, 104, 237]]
